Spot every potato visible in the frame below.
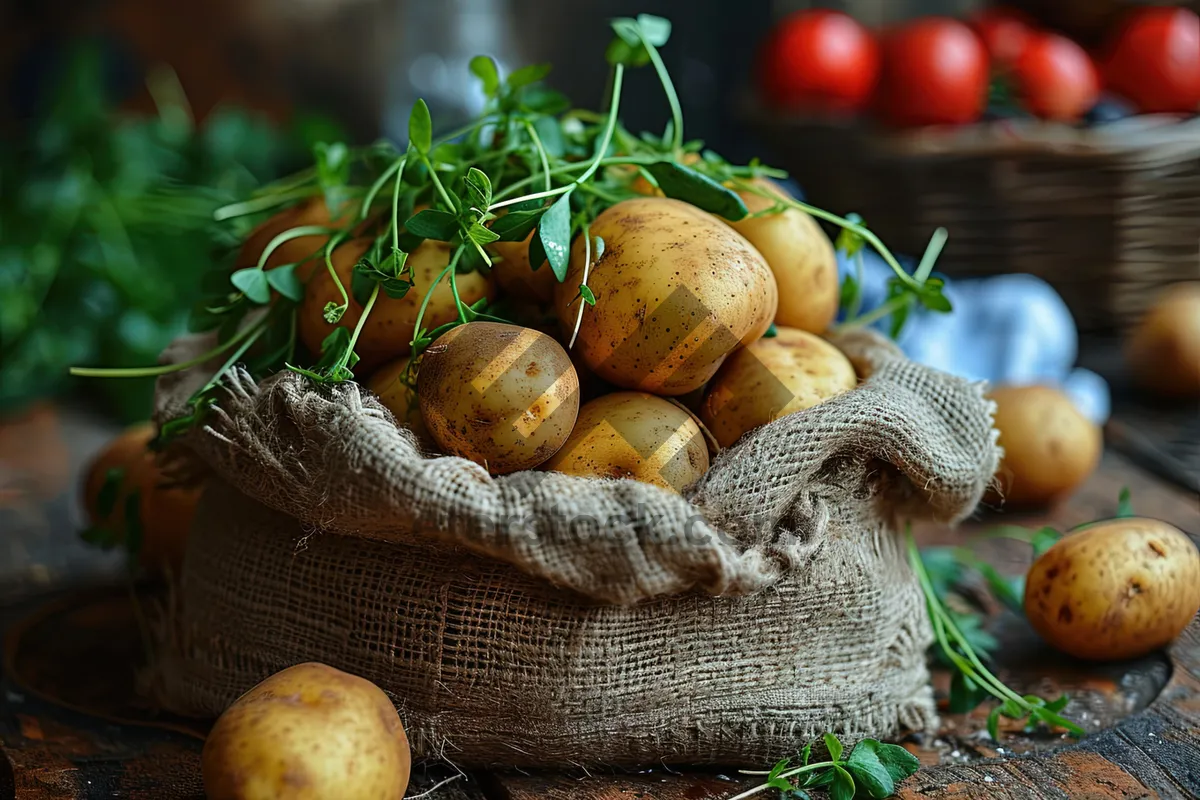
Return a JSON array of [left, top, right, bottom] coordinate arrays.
[[1024, 518, 1200, 661], [700, 327, 856, 448], [418, 322, 580, 474], [1126, 283, 1200, 399], [543, 391, 710, 493], [82, 422, 201, 578], [299, 237, 494, 372], [728, 178, 839, 334], [553, 198, 777, 396], [488, 229, 557, 303], [365, 358, 430, 444], [238, 197, 350, 282], [987, 385, 1102, 508], [201, 662, 410, 800]]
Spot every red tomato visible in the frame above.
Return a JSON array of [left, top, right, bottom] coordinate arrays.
[[1012, 33, 1100, 121], [970, 6, 1039, 68], [757, 10, 881, 113], [876, 17, 990, 127], [1102, 7, 1200, 114]]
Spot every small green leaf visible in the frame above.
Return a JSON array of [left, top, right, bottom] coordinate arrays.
[[764, 322, 778, 338], [507, 63, 552, 89], [469, 55, 500, 96], [408, 98, 433, 153], [888, 296, 913, 339], [986, 707, 1003, 741], [845, 740, 896, 799], [521, 87, 571, 115], [468, 221, 500, 246], [645, 161, 749, 221], [538, 190, 574, 282], [823, 733, 843, 763], [871, 742, 920, 786], [1045, 695, 1071, 713], [830, 765, 855, 800], [836, 214, 866, 257], [579, 285, 596, 306], [949, 671, 989, 713], [97, 467, 126, 519], [839, 273, 860, 310], [231, 268, 272, 304], [918, 278, 953, 313], [800, 742, 812, 766], [490, 208, 544, 242], [265, 263, 304, 302], [464, 167, 493, 210], [636, 14, 672, 46], [323, 301, 345, 324], [1116, 487, 1134, 518], [532, 116, 566, 158], [406, 209, 460, 241], [1030, 527, 1062, 558], [767, 758, 791, 782]]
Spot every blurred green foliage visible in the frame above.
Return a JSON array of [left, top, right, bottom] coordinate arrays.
[[0, 43, 340, 422]]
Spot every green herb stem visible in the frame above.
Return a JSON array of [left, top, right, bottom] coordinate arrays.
[[362, 157, 405, 222], [642, 40, 683, 151], [410, 247, 464, 354], [214, 187, 318, 221], [727, 761, 836, 800], [345, 284, 379, 360], [70, 315, 266, 378], [834, 293, 910, 334], [391, 158, 407, 252], [422, 155, 459, 213], [849, 251, 865, 320], [521, 119, 553, 193]]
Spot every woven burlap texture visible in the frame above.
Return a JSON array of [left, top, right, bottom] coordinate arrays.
[[151, 329, 1000, 768]]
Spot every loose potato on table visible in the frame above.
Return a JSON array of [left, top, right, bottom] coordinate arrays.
[[554, 198, 777, 396], [700, 327, 857, 448], [543, 391, 710, 493], [366, 358, 430, 445], [83, 422, 201, 578], [300, 237, 494, 372], [987, 385, 1102, 508], [419, 322, 580, 474], [202, 662, 410, 800], [1024, 518, 1200, 661], [1126, 283, 1200, 399], [727, 178, 840, 335]]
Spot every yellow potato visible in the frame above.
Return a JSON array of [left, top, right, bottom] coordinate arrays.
[[299, 237, 494, 373], [489, 229, 557, 303], [700, 328, 856, 448], [82, 422, 201, 579], [1024, 518, 1200, 661], [1126, 283, 1200, 399], [728, 178, 839, 334], [365, 358, 430, 444], [554, 198, 777, 396], [201, 662, 410, 800], [418, 322, 580, 474], [987, 385, 1102, 508], [543, 391, 710, 493]]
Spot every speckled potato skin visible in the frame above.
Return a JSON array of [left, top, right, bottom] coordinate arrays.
[[1024, 519, 1200, 661], [299, 237, 494, 372], [542, 392, 710, 493], [700, 327, 857, 448], [553, 198, 777, 396], [489, 230, 557, 303], [201, 662, 411, 800], [1126, 283, 1200, 399], [366, 359, 430, 444], [727, 178, 839, 334], [987, 385, 1102, 508], [418, 322, 580, 474]]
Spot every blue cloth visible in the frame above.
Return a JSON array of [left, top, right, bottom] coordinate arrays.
[[837, 250, 1110, 425]]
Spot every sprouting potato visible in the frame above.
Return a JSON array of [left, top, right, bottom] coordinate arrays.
[[728, 178, 840, 335], [1126, 282, 1200, 399], [987, 385, 1102, 508], [1024, 518, 1200, 661], [543, 391, 710, 493], [418, 322, 580, 474], [553, 198, 777, 396], [366, 358, 430, 445], [700, 327, 857, 448], [201, 662, 411, 800], [299, 237, 494, 372]]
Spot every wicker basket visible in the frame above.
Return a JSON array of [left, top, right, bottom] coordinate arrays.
[[750, 112, 1200, 333]]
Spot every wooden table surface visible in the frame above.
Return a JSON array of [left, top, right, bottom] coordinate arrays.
[[0, 400, 1197, 800]]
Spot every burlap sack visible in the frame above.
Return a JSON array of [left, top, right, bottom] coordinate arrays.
[[150, 329, 999, 768]]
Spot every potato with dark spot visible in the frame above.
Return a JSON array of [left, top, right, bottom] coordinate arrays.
[[553, 198, 777, 396], [1126, 283, 1200, 399], [727, 178, 839, 334], [418, 322, 579, 474], [700, 327, 856, 448], [987, 385, 1102, 508], [201, 662, 410, 800], [366, 358, 431, 445], [300, 237, 494, 372], [543, 392, 710, 493], [1024, 519, 1200, 661]]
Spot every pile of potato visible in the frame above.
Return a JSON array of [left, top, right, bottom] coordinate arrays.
[[263, 179, 855, 493]]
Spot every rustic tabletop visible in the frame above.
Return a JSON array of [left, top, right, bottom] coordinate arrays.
[[0, 396, 1196, 800]]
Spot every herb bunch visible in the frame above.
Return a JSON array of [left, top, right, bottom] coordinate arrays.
[[731, 734, 920, 800], [71, 14, 951, 442]]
